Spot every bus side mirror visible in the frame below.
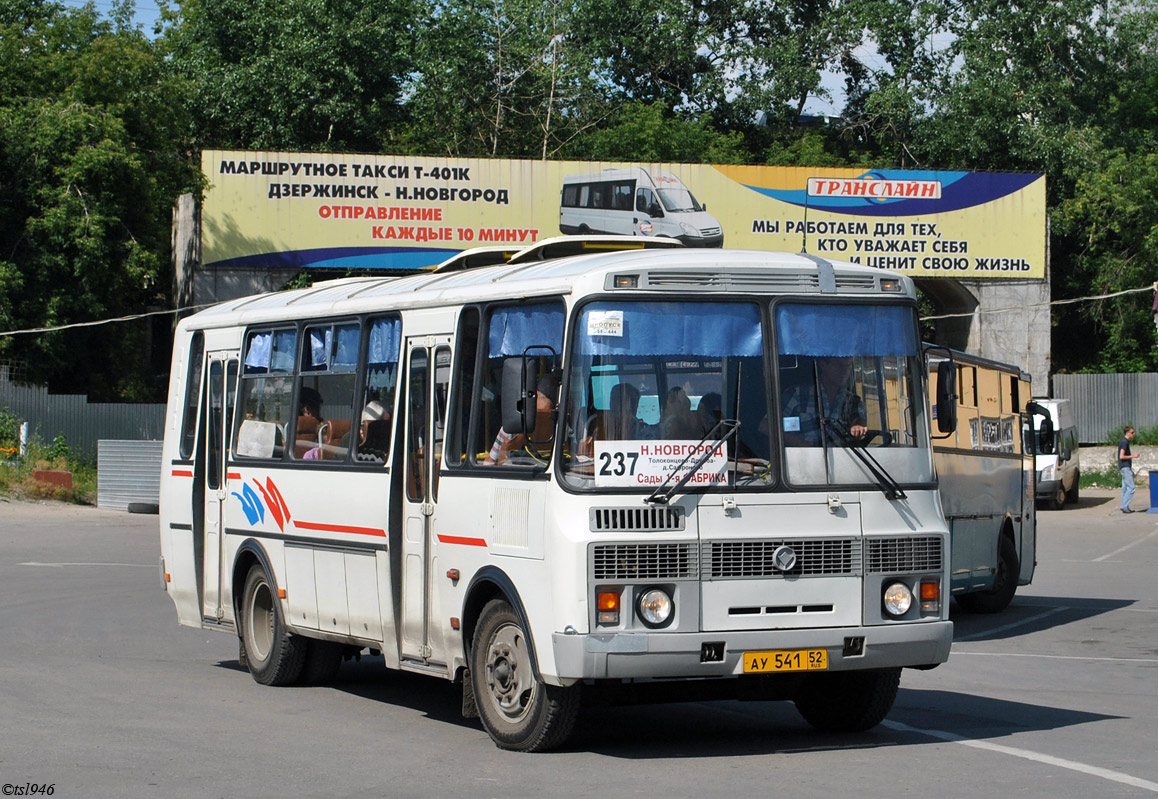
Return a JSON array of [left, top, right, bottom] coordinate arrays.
[[935, 360, 957, 434], [501, 357, 537, 436], [1026, 401, 1053, 451], [649, 203, 664, 219]]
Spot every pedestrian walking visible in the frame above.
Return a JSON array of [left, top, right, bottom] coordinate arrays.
[[1119, 426, 1140, 513]]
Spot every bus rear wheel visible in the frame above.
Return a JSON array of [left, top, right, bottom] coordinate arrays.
[[794, 667, 901, 732], [956, 534, 1019, 614], [471, 599, 580, 752], [240, 565, 306, 686]]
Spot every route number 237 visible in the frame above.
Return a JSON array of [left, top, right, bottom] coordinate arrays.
[[598, 451, 639, 477]]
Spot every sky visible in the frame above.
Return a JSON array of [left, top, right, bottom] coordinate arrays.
[[62, 0, 163, 36]]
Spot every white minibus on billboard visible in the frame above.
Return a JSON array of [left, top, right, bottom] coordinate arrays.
[[559, 168, 723, 247]]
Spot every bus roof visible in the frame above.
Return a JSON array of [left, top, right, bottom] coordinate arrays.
[[179, 248, 913, 331]]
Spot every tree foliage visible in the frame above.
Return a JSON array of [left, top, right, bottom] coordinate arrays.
[[0, 0, 200, 399], [2, 0, 1157, 396]]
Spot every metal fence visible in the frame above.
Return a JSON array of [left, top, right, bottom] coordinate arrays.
[[1052, 373, 1158, 444], [97, 440, 163, 511], [0, 365, 166, 459]]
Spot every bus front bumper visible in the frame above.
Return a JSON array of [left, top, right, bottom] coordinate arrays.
[[551, 620, 953, 680]]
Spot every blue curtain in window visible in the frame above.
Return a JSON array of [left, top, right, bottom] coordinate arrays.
[[488, 302, 565, 357], [576, 302, 762, 357], [244, 332, 271, 371], [244, 329, 297, 372], [309, 329, 329, 369], [776, 304, 917, 357], [368, 317, 402, 365], [334, 326, 359, 370]]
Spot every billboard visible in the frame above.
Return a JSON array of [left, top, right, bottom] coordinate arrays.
[[201, 150, 1046, 279]]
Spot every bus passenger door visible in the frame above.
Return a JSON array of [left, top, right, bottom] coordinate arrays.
[[400, 337, 451, 664], [200, 352, 238, 622]]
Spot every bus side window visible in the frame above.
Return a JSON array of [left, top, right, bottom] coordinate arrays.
[[447, 307, 481, 468], [636, 188, 656, 215], [236, 328, 297, 460], [179, 331, 204, 460], [355, 316, 401, 465], [475, 300, 564, 467], [295, 323, 359, 461]]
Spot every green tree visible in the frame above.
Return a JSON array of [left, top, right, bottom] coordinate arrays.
[[402, 0, 604, 158], [0, 0, 200, 399], [563, 101, 748, 164], [160, 0, 416, 152]]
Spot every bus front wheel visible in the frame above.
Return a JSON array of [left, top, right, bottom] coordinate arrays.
[[470, 599, 580, 752], [240, 565, 306, 686], [794, 667, 901, 732]]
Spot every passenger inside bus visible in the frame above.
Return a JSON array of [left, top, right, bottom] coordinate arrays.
[[296, 386, 326, 459], [696, 392, 723, 437], [781, 356, 868, 446], [483, 373, 559, 466], [353, 400, 391, 462], [660, 386, 700, 439]]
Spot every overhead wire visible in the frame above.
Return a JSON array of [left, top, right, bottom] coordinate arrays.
[[0, 304, 214, 337], [2, 284, 1155, 338], [918, 284, 1157, 322]]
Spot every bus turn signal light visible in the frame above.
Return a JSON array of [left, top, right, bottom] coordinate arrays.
[[920, 579, 940, 613], [597, 590, 620, 626]]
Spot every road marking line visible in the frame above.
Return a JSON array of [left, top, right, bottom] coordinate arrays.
[[950, 651, 1158, 664], [1094, 530, 1158, 562], [954, 607, 1065, 642], [883, 720, 1158, 792], [20, 561, 155, 568]]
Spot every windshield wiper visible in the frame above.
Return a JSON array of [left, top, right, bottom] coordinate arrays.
[[824, 420, 907, 501], [645, 419, 740, 505]]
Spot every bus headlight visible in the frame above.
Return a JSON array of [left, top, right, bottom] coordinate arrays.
[[679, 222, 699, 237], [883, 582, 913, 616], [637, 588, 673, 627]]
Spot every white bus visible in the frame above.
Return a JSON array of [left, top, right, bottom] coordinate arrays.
[[928, 349, 1048, 613], [559, 168, 724, 247], [160, 243, 955, 751]]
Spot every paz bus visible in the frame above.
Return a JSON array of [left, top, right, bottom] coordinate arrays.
[[928, 349, 1049, 613], [159, 238, 956, 752]]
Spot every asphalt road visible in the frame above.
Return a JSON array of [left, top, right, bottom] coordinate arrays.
[[1, 490, 1156, 799]]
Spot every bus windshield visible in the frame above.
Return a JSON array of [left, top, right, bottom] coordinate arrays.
[[562, 300, 771, 490], [776, 302, 933, 488], [656, 188, 703, 214]]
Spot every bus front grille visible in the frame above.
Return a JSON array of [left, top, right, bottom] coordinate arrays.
[[591, 543, 698, 580], [865, 536, 944, 573], [590, 506, 684, 532], [703, 538, 861, 578]]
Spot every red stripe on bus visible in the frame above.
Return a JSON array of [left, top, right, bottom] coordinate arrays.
[[172, 469, 193, 477], [227, 472, 241, 480], [294, 520, 386, 537], [437, 534, 488, 548]]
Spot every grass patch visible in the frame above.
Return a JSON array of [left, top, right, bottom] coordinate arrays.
[[1080, 467, 1123, 489], [1102, 423, 1158, 446], [1079, 466, 1152, 490], [0, 439, 97, 505]]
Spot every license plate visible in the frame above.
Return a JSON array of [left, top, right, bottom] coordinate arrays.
[[742, 648, 828, 673]]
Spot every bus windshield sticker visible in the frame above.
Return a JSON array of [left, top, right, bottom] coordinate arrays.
[[594, 439, 727, 488], [587, 310, 624, 337]]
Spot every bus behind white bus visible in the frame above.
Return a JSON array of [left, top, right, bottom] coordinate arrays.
[[928, 349, 1049, 613], [160, 244, 955, 751]]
